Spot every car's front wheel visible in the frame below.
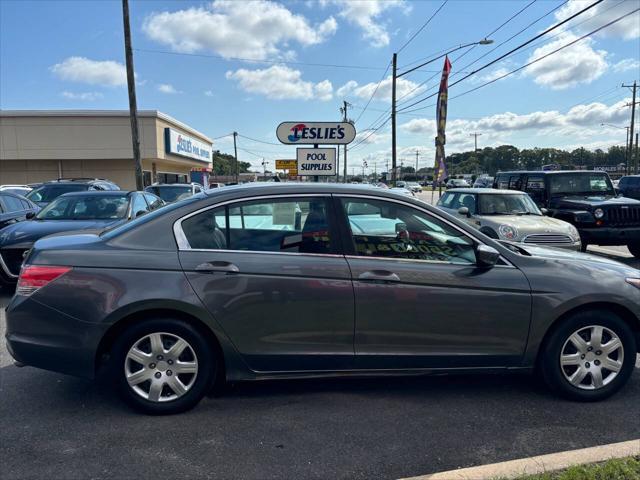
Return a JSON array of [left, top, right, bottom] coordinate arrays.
[[111, 318, 216, 414], [627, 242, 640, 258], [539, 310, 636, 401]]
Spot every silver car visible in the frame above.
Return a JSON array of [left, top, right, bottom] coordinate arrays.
[[437, 188, 581, 250]]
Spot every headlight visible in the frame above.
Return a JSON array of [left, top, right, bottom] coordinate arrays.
[[594, 208, 604, 219], [498, 224, 518, 240], [568, 225, 580, 241]]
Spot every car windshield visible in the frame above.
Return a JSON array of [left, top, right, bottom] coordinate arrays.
[[146, 186, 192, 202], [26, 184, 88, 203], [478, 194, 542, 215], [36, 194, 129, 220], [549, 173, 615, 196]]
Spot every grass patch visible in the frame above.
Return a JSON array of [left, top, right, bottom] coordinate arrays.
[[506, 456, 640, 480]]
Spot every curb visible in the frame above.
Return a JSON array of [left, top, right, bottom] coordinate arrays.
[[399, 439, 640, 480]]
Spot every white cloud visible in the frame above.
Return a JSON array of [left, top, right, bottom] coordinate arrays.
[[479, 67, 512, 83], [204, 90, 214, 97], [143, 0, 337, 61], [337, 75, 424, 103], [524, 33, 607, 89], [60, 91, 104, 101], [401, 98, 630, 138], [225, 65, 333, 101], [50, 57, 127, 87], [613, 58, 640, 73], [328, 0, 408, 47], [157, 83, 181, 94], [555, 0, 640, 40]]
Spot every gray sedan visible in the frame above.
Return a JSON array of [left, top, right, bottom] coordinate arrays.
[[5, 183, 640, 414], [437, 188, 581, 250]]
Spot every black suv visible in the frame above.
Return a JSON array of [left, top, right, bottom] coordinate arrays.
[[26, 178, 120, 207], [618, 175, 640, 200], [494, 170, 640, 256]]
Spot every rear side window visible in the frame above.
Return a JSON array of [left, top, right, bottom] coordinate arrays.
[[181, 197, 334, 254], [509, 175, 523, 190], [0, 195, 25, 212]]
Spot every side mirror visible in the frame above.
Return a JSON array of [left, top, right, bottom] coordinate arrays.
[[540, 208, 549, 215], [26, 211, 36, 220], [395, 222, 409, 240], [457, 206, 470, 217], [476, 244, 500, 268]]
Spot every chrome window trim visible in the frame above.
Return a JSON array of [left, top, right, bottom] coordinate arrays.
[[0, 252, 19, 278], [335, 193, 516, 268], [173, 193, 332, 251]]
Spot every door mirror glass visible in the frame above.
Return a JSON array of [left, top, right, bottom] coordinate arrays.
[[476, 244, 500, 268], [25, 211, 36, 220], [457, 206, 470, 217]]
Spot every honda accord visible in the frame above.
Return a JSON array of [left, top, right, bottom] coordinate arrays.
[[5, 183, 640, 414]]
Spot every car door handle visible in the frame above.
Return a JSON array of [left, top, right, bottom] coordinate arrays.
[[358, 270, 401, 283], [195, 261, 240, 274]]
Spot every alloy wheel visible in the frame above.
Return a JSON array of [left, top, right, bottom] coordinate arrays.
[[560, 325, 624, 390], [124, 332, 198, 402]]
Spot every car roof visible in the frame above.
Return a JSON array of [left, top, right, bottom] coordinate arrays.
[[496, 170, 607, 175], [445, 188, 526, 194], [57, 190, 134, 198], [147, 184, 194, 187]]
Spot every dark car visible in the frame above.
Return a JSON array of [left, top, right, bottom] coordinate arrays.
[[494, 170, 640, 256], [0, 192, 39, 230], [618, 175, 640, 200], [0, 190, 163, 285], [5, 183, 640, 414], [25, 178, 120, 208], [144, 183, 204, 203]]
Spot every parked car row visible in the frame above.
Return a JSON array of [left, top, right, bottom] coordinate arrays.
[[5, 182, 639, 415]]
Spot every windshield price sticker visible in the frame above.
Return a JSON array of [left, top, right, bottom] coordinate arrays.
[[296, 148, 336, 176]]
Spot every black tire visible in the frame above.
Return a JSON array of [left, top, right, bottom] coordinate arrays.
[[539, 310, 636, 402], [627, 242, 640, 258], [110, 317, 216, 415]]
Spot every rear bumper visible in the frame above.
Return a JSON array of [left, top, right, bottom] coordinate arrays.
[[5, 294, 105, 379], [580, 226, 640, 246]]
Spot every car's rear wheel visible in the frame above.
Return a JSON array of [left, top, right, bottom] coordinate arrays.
[[539, 310, 636, 401], [627, 242, 640, 258], [111, 318, 215, 414]]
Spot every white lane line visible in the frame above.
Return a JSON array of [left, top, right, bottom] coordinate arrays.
[[400, 439, 640, 480]]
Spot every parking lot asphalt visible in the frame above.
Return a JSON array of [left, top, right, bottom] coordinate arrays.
[[1, 193, 639, 480]]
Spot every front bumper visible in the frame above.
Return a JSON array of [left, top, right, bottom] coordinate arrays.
[[5, 294, 106, 379], [579, 226, 640, 246]]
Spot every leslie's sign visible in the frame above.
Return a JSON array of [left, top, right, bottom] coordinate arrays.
[[165, 128, 212, 162], [276, 122, 356, 145]]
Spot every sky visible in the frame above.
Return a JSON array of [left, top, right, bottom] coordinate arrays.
[[1, 0, 639, 173]]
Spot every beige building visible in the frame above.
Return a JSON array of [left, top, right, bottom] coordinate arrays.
[[0, 110, 213, 190]]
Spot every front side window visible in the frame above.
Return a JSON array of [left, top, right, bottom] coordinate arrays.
[[131, 194, 149, 217], [341, 198, 476, 264], [181, 197, 333, 254]]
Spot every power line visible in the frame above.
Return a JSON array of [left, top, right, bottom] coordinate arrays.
[[354, 61, 391, 124], [236, 133, 282, 146], [405, 7, 640, 114], [133, 48, 390, 71], [398, 0, 605, 113], [397, 0, 448, 53]]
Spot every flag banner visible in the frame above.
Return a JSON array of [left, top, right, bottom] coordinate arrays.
[[433, 56, 452, 186]]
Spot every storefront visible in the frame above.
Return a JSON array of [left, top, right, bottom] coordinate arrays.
[[0, 110, 213, 190]]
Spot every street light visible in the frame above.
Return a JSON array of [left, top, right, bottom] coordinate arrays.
[[601, 123, 630, 174], [390, 39, 493, 186]]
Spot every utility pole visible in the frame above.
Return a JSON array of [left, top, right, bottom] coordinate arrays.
[[623, 81, 637, 174], [232, 131, 239, 183], [341, 100, 351, 183], [470, 132, 482, 152], [415, 150, 419, 182], [391, 53, 398, 187], [636, 133, 639, 176], [122, 0, 143, 190]]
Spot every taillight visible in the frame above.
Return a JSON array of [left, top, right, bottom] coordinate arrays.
[[16, 265, 72, 296]]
